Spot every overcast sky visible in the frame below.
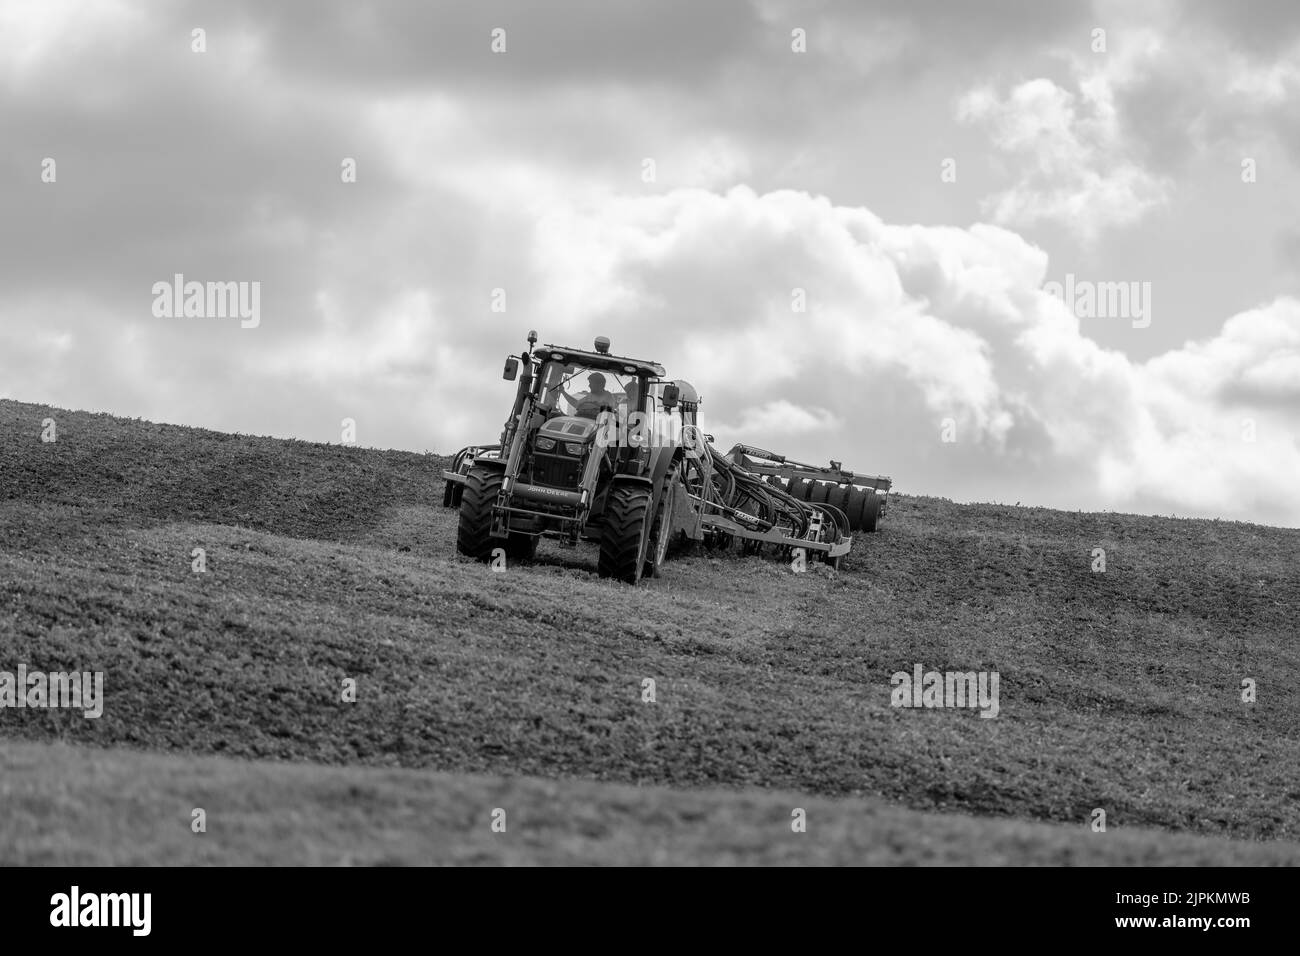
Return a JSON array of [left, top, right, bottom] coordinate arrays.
[[3, 0, 1298, 525]]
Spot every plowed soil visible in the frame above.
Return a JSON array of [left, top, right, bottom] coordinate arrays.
[[2, 398, 1297, 864]]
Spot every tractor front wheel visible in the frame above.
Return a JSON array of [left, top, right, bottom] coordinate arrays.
[[598, 483, 653, 584], [457, 467, 503, 560]]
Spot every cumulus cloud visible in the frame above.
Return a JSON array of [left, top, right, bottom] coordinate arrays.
[[1114, 299, 1300, 517], [957, 69, 1171, 242], [719, 400, 841, 436], [528, 186, 1300, 525], [958, 9, 1300, 243], [3, 0, 1298, 527]]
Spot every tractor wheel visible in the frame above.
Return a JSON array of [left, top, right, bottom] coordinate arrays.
[[646, 470, 678, 578], [598, 483, 653, 584], [457, 467, 503, 561], [789, 478, 812, 501], [810, 481, 831, 504]]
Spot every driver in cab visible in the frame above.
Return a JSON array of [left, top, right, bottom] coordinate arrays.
[[558, 372, 617, 421]]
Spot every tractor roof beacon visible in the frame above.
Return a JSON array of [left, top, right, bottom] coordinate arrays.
[[442, 331, 893, 584]]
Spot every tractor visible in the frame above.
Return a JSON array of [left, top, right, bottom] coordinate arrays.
[[444, 331, 887, 583], [449, 331, 689, 583]]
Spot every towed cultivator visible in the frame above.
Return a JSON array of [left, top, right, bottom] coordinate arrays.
[[442, 331, 892, 583], [722, 445, 890, 533], [682, 443, 855, 569]]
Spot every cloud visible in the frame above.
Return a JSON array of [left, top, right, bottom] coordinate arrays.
[[958, 7, 1300, 236], [527, 186, 1300, 525], [958, 69, 1172, 242], [719, 400, 841, 436], [3, 0, 1298, 527]]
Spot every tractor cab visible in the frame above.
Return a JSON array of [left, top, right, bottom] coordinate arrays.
[[532, 343, 663, 421], [524, 341, 668, 480]]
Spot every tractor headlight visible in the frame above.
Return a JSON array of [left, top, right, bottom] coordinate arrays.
[[563, 442, 586, 456], [536, 437, 556, 451]]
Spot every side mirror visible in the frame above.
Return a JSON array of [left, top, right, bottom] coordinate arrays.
[[661, 384, 680, 409], [503, 356, 519, 381]]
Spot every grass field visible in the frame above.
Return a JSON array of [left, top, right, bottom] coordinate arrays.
[[2, 398, 1298, 864]]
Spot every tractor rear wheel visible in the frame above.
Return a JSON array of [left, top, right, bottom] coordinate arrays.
[[811, 481, 831, 504], [598, 483, 653, 584], [789, 478, 812, 501], [457, 467, 503, 560], [646, 469, 678, 578]]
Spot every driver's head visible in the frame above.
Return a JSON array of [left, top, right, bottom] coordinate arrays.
[[587, 373, 606, 392]]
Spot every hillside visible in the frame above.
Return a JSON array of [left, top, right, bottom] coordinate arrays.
[[1, 398, 1298, 864]]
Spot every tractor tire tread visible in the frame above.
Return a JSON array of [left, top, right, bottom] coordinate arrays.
[[457, 467, 502, 560], [598, 484, 652, 584]]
